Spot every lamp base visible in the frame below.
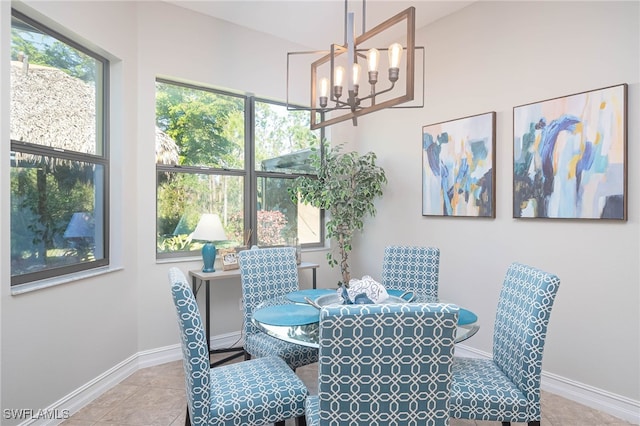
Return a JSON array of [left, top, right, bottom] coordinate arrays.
[[201, 242, 217, 273]]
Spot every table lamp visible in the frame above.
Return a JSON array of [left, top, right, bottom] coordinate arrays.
[[63, 212, 95, 240], [190, 213, 227, 272], [63, 212, 95, 258]]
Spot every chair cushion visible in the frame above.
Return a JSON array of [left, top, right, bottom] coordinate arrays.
[[245, 332, 318, 370], [449, 357, 530, 422], [210, 356, 307, 424]]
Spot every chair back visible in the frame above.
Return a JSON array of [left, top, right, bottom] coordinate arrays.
[[317, 303, 458, 425], [382, 245, 440, 301], [238, 246, 299, 335], [492, 262, 560, 417], [168, 267, 210, 426]]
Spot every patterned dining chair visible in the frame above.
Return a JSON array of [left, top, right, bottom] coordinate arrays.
[[449, 262, 561, 426], [306, 303, 459, 426], [238, 246, 319, 370], [381, 245, 440, 302], [168, 267, 308, 426]]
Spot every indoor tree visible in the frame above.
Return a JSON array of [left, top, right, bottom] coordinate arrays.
[[289, 141, 387, 286]]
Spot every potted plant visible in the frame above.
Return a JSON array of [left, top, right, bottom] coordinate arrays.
[[289, 141, 387, 286]]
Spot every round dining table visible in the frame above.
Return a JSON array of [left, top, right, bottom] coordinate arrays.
[[252, 289, 480, 348]]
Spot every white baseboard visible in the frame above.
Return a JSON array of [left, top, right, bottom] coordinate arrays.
[[18, 353, 139, 426], [18, 331, 243, 426], [454, 343, 640, 425], [542, 371, 640, 425], [137, 331, 243, 370], [21, 334, 638, 426]]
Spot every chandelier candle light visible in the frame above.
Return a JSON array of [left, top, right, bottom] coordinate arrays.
[[317, 41, 404, 110], [190, 213, 227, 273]]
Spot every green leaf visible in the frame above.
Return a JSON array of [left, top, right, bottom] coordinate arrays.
[[288, 140, 386, 280]]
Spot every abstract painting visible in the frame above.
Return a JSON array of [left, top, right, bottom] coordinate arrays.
[[422, 112, 495, 217], [513, 84, 627, 220]]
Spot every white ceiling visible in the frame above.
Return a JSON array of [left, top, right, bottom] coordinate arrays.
[[165, 1, 475, 49]]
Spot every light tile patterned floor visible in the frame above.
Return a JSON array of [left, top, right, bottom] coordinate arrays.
[[62, 353, 635, 426]]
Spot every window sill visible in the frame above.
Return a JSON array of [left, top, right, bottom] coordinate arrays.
[[10, 265, 124, 296], [156, 255, 201, 264], [155, 245, 329, 265]]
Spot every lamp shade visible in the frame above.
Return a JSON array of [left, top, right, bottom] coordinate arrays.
[[191, 214, 227, 273], [190, 214, 227, 242], [63, 212, 94, 239]]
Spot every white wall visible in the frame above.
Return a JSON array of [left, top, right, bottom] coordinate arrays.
[[132, 1, 338, 351], [0, 0, 637, 422], [351, 0, 639, 403], [1, 1, 141, 421]]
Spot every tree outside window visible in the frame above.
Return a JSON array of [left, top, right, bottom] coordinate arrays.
[[155, 80, 323, 258]]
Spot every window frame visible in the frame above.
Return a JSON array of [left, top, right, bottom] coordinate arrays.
[[10, 9, 110, 286], [155, 79, 325, 260]]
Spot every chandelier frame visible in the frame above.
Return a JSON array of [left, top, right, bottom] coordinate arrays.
[[286, 4, 423, 130]]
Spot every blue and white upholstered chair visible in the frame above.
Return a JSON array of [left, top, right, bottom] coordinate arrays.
[[381, 245, 440, 302], [238, 246, 319, 370], [168, 267, 308, 426], [306, 303, 459, 426], [449, 262, 561, 426]]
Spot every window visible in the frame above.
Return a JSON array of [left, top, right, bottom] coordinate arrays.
[[155, 80, 323, 258], [10, 10, 109, 286]]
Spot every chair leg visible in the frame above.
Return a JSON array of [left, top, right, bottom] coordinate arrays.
[[501, 423, 510, 426], [244, 352, 251, 361], [295, 415, 307, 426], [528, 422, 541, 426], [184, 406, 190, 426], [275, 422, 285, 426]]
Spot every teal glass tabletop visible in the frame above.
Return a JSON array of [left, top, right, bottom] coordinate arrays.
[[253, 304, 320, 326]]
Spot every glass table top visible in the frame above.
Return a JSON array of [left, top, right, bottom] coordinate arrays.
[[252, 292, 480, 348]]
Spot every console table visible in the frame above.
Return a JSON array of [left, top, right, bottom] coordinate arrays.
[[189, 261, 320, 367]]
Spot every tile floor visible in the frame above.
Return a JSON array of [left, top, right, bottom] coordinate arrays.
[[63, 353, 635, 426]]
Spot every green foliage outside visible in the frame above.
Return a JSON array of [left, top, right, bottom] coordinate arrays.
[[156, 83, 245, 169], [254, 102, 318, 166], [289, 141, 387, 286], [155, 83, 246, 252], [155, 83, 320, 253], [11, 163, 96, 272]]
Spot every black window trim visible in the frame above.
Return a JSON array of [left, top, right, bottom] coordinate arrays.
[[10, 8, 110, 286]]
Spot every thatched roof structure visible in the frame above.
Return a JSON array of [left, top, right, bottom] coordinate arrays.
[[10, 61, 178, 164], [155, 126, 179, 165]]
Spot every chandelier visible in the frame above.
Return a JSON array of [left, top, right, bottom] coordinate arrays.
[[287, 1, 423, 130]]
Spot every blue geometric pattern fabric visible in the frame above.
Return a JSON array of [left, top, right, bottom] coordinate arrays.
[[306, 303, 459, 426], [449, 262, 561, 424], [168, 267, 308, 425], [238, 247, 319, 369], [381, 245, 440, 302]]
